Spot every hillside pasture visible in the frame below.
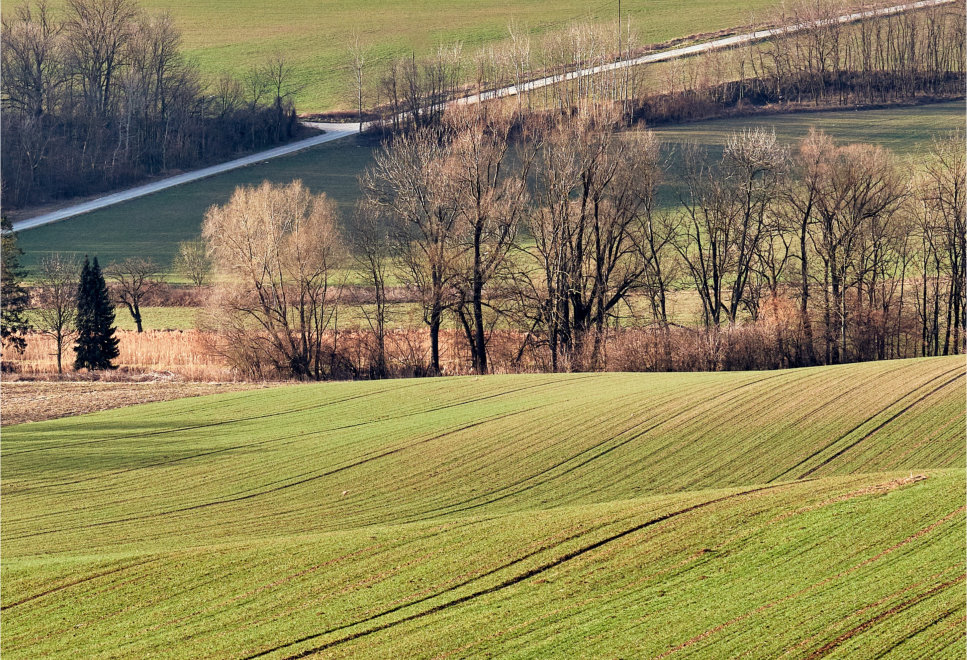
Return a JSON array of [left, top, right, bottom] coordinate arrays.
[[2, 0, 784, 112], [2, 356, 964, 657], [15, 101, 964, 269]]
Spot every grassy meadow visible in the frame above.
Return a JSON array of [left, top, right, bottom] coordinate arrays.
[[16, 101, 964, 269], [2, 356, 965, 657], [3, 0, 783, 112]]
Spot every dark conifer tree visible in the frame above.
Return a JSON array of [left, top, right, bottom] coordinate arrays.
[[74, 256, 119, 370], [1, 217, 31, 356]]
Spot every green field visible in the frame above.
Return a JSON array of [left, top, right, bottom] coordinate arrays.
[[16, 132, 380, 269], [27, 306, 199, 332], [16, 101, 964, 270], [3, 356, 965, 657], [4, 0, 783, 112], [650, 101, 967, 158]]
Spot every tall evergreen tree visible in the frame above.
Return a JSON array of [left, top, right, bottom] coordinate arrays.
[[74, 256, 119, 370], [1, 217, 31, 355]]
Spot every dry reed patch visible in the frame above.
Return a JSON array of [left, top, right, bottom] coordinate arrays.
[[10, 330, 231, 381], [0, 380, 277, 426]]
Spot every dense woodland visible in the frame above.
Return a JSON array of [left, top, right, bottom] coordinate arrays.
[[1, 0, 302, 209]]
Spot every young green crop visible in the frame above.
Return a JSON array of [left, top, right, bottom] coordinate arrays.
[[2, 356, 964, 657]]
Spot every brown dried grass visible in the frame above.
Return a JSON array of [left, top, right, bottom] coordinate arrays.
[[11, 330, 233, 381]]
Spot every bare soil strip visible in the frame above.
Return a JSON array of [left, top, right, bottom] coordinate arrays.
[[0, 381, 276, 427]]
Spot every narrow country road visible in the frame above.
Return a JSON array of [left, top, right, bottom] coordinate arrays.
[[12, 122, 356, 232], [12, 0, 953, 233], [452, 0, 954, 105]]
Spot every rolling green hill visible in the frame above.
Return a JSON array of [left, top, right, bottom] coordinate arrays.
[[15, 101, 964, 269], [3, 0, 781, 112], [3, 356, 964, 657]]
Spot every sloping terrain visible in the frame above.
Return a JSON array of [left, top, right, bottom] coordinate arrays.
[[3, 0, 781, 112], [16, 101, 963, 267], [2, 356, 964, 657]]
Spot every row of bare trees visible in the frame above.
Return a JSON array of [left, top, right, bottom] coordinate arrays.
[[201, 104, 963, 379], [635, 0, 965, 123], [747, 0, 966, 105], [350, 0, 962, 135], [1, 0, 302, 209]]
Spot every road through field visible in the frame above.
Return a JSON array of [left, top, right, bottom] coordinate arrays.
[[12, 122, 355, 232], [11, 0, 954, 233], [451, 0, 955, 105]]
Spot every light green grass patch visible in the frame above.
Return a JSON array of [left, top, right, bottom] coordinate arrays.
[[2, 357, 964, 657], [4, 0, 784, 112]]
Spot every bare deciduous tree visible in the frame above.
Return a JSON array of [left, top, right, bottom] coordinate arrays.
[[516, 105, 662, 370], [1, 0, 66, 118], [203, 180, 345, 380], [809, 141, 906, 363], [348, 31, 366, 133], [919, 132, 966, 354], [34, 253, 80, 373], [351, 201, 392, 379], [676, 129, 787, 332], [174, 238, 212, 287], [107, 256, 161, 333], [364, 126, 464, 375], [447, 106, 536, 374]]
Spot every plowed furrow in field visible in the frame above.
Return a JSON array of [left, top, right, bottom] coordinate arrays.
[[246, 483, 795, 659]]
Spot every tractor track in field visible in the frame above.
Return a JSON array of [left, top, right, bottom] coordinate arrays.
[[6, 374, 580, 461], [112, 376, 581, 502], [7, 376, 581, 503], [242, 482, 802, 659], [136, 516, 495, 635], [141, 540, 388, 634], [769, 364, 965, 482], [804, 574, 966, 659], [1, 381, 431, 456], [794, 369, 965, 479], [866, 603, 964, 658], [409, 372, 787, 522], [1, 556, 162, 611], [446, 474, 947, 659], [239, 520, 609, 659], [652, 499, 962, 659]]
